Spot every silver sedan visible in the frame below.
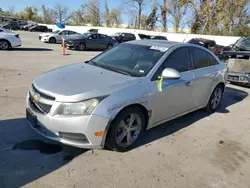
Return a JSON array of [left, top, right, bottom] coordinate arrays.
[[26, 40, 228, 152]]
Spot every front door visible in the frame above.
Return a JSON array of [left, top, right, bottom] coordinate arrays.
[[150, 47, 195, 126]]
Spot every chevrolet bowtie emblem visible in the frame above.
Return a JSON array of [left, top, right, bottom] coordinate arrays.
[[33, 93, 40, 102]]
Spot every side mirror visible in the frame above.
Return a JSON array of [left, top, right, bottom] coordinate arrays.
[[162, 68, 181, 80]]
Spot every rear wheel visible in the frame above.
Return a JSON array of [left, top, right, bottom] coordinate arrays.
[[78, 43, 86, 51], [107, 44, 113, 49], [49, 37, 56, 44], [0, 40, 10, 50], [205, 85, 223, 113], [106, 107, 145, 152]]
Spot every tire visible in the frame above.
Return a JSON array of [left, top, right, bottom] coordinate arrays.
[[49, 37, 56, 44], [106, 107, 146, 152], [0, 39, 11, 50], [78, 43, 86, 51], [205, 85, 224, 113], [107, 44, 113, 49]]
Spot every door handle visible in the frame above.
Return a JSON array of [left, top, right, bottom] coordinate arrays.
[[185, 81, 193, 87]]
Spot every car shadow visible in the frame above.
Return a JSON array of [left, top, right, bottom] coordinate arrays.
[[9, 48, 53, 51], [133, 86, 249, 149], [0, 118, 87, 188]]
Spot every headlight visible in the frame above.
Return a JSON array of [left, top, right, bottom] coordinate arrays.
[[57, 99, 99, 115]]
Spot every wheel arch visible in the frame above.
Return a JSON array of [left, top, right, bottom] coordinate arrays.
[[101, 103, 150, 148], [0, 38, 11, 48]]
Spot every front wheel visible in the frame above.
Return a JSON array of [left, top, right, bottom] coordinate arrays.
[[78, 43, 86, 51], [106, 107, 146, 152], [107, 44, 113, 49], [49, 37, 56, 43], [205, 86, 223, 112]]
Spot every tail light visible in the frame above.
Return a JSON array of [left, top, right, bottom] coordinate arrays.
[[15, 34, 19, 38]]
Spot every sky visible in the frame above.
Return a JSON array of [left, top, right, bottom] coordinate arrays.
[[0, 0, 189, 28]]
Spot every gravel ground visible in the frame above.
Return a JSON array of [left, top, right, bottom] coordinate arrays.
[[0, 31, 250, 188]]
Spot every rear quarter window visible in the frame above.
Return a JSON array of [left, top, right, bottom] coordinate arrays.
[[190, 47, 211, 69]]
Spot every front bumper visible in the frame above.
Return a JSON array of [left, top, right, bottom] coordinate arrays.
[[227, 72, 250, 85], [41, 37, 50, 42], [26, 92, 110, 149]]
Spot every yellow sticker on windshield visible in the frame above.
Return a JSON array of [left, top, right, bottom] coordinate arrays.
[[150, 46, 168, 52]]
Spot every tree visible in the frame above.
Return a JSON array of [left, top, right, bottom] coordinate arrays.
[[7, 6, 15, 16], [85, 0, 101, 26], [110, 8, 122, 27], [53, 4, 70, 24], [41, 5, 55, 24], [122, 0, 148, 29], [161, 0, 167, 32], [167, 0, 187, 32], [104, 0, 111, 27], [71, 5, 88, 26], [146, 0, 158, 30]]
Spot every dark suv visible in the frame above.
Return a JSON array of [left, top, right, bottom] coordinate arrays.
[[29, 25, 49, 32], [112, 32, 136, 43], [187, 38, 223, 55], [2, 22, 20, 30]]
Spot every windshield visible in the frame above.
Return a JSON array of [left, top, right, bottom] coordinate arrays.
[[89, 43, 166, 77], [53, 30, 61, 34], [112, 32, 121, 37], [232, 37, 250, 51]]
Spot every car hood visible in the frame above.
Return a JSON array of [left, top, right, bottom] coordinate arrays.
[[33, 63, 141, 102], [39, 32, 53, 37]]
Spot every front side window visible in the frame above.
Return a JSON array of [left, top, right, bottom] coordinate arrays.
[[89, 43, 166, 77], [60, 30, 68, 35], [163, 47, 191, 72], [190, 47, 211, 69]]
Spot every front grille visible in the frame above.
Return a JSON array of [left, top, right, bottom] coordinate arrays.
[[32, 84, 55, 101], [29, 96, 52, 114], [228, 75, 239, 81]]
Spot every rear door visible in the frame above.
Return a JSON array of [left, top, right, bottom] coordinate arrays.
[[87, 34, 100, 49], [190, 47, 220, 108], [151, 47, 195, 124]]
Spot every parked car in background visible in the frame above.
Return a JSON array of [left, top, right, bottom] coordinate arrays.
[[187, 38, 224, 55], [20, 23, 37, 31], [64, 33, 118, 51], [26, 40, 227, 152], [112, 32, 136, 43], [39, 30, 80, 44], [0, 27, 21, 50], [151, 35, 168, 40], [137, 33, 151, 40], [220, 36, 250, 86], [29, 25, 48, 32], [2, 22, 20, 30]]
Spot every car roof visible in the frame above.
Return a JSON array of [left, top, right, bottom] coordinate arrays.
[[126, 40, 180, 48], [191, 38, 215, 43]]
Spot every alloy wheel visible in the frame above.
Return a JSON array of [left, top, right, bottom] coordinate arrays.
[[115, 113, 142, 148], [79, 44, 85, 51], [211, 87, 222, 109], [0, 41, 9, 50]]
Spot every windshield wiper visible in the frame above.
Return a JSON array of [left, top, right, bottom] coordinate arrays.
[[98, 64, 132, 76]]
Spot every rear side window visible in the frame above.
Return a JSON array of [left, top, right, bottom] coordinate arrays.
[[190, 47, 218, 69], [163, 47, 191, 72]]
